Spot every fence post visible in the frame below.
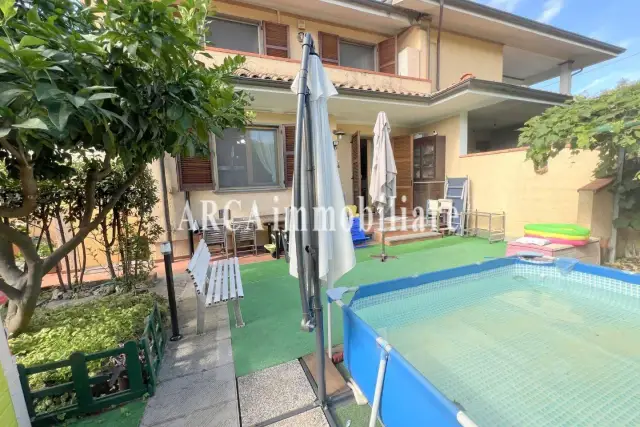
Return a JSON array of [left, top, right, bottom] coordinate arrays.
[[16, 364, 35, 418], [69, 352, 93, 412], [123, 341, 144, 394], [140, 338, 157, 396]]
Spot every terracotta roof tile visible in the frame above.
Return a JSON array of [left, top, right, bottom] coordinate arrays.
[[234, 70, 427, 97]]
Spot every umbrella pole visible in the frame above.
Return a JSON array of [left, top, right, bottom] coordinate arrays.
[[294, 34, 312, 331], [294, 33, 327, 407]]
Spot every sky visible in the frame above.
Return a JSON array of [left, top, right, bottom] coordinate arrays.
[[472, 0, 640, 95]]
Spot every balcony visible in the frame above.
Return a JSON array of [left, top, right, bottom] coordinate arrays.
[[200, 47, 432, 97]]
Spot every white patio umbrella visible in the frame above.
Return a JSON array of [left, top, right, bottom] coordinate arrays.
[[369, 112, 397, 261], [288, 51, 356, 359]]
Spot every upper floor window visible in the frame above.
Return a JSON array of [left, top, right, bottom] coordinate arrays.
[[205, 17, 290, 58], [340, 41, 375, 71], [206, 17, 260, 54], [319, 32, 396, 74], [215, 127, 281, 190]]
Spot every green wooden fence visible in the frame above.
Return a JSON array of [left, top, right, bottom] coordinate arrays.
[[17, 303, 167, 425]]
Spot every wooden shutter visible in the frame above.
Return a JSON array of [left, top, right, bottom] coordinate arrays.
[[177, 156, 214, 191], [392, 135, 413, 214], [351, 131, 361, 205], [319, 32, 339, 65], [284, 125, 295, 187], [378, 36, 397, 74], [264, 22, 289, 58]]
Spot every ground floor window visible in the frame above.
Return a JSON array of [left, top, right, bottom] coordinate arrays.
[[215, 127, 281, 190]]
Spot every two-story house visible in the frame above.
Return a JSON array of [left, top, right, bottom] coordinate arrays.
[[153, 0, 625, 258]]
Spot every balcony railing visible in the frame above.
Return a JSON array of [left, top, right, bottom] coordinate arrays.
[[201, 47, 432, 96]]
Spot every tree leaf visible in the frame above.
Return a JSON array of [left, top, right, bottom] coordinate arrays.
[[167, 104, 183, 120], [13, 117, 49, 130], [88, 92, 118, 101], [35, 83, 64, 101], [48, 102, 74, 131], [66, 93, 86, 108], [0, 0, 16, 23], [0, 127, 10, 137], [18, 35, 46, 49], [0, 88, 28, 106]]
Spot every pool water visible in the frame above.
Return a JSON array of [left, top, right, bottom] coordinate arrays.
[[352, 268, 640, 427]]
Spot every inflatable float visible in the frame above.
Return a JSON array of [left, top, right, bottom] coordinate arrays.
[[524, 223, 590, 246]]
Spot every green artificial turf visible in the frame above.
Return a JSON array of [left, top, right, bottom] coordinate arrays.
[[230, 237, 507, 377], [63, 400, 147, 427], [334, 402, 383, 427]]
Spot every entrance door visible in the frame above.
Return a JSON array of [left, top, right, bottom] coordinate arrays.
[[413, 136, 446, 209], [351, 131, 361, 205], [391, 135, 413, 215]]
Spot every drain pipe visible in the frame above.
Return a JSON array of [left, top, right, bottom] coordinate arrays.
[[369, 337, 392, 427], [436, 0, 445, 91], [185, 191, 195, 256]]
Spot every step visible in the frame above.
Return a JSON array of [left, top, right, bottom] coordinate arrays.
[[384, 231, 442, 246]]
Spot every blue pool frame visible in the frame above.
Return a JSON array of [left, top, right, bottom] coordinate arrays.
[[328, 257, 640, 427]]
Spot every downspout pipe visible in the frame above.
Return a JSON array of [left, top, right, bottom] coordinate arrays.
[[185, 191, 195, 256], [436, 0, 445, 91]]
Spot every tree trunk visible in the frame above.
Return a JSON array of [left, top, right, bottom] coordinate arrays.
[[101, 219, 117, 279], [79, 240, 87, 285], [55, 211, 73, 289], [70, 224, 79, 286], [4, 262, 44, 336], [44, 226, 66, 292]]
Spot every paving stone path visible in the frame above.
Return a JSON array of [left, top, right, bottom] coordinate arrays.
[[141, 275, 239, 427]]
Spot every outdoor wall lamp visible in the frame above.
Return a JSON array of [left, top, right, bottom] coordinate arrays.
[[333, 130, 345, 150]]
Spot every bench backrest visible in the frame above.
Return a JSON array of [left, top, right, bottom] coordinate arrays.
[[187, 241, 244, 306]]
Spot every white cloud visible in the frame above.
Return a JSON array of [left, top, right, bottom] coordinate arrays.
[[537, 0, 564, 24], [487, 0, 521, 12]]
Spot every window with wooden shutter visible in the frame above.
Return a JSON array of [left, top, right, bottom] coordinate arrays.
[[177, 156, 214, 191], [264, 22, 289, 58], [377, 36, 397, 74], [319, 32, 339, 65], [284, 125, 295, 187]]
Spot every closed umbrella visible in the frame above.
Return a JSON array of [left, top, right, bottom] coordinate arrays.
[[369, 112, 397, 261], [288, 35, 356, 403], [288, 56, 355, 288]]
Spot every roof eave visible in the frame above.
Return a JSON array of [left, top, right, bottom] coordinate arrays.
[[352, 0, 625, 56]]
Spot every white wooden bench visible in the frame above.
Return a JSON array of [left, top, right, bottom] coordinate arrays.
[[186, 240, 245, 333]]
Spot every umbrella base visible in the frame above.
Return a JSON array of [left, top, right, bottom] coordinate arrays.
[[370, 253, 398, 262]]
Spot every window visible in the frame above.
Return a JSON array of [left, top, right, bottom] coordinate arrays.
[[215, 127, 281, 190], [339, 41, 375, 71], [319, 32, 396, 74], [206, 17, 260, 54]]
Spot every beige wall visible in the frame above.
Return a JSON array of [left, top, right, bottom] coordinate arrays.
[[213, 0, 389, 61], [207, 2, 432, 94], [430, 30, 503, 89], [397, 25, 429, 80], [415, 115, 601, 239]]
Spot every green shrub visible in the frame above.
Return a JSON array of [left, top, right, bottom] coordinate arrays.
[[9, 292, 168, 391]]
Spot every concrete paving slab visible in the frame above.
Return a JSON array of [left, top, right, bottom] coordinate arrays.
[[160, 335, 233, 381], [238, 360, 316, 427], [146, 400, 240, 427], [141, 364, 237, 426], [267, 407, 329, 427]]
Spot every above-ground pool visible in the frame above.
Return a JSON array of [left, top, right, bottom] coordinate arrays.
[[329, 257, 640, 427]]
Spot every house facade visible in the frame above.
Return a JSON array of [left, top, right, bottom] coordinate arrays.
[[152, 0, 625, 259]]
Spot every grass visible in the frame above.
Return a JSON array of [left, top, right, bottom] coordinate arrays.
[[334, 402, 382, 427], [229, 237, 507, 377], [63, 400, 147, 426]]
